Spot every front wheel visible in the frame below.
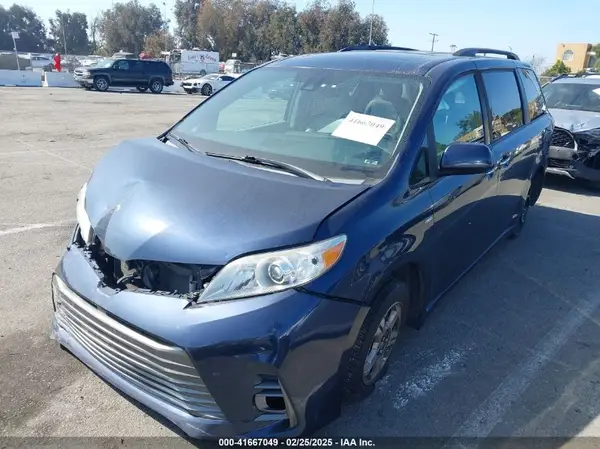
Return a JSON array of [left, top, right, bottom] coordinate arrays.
[[201, 84, 212, 96], [93, 76, 109, 92], [342, 281, 409, 402], [508, 195, 531, 239]]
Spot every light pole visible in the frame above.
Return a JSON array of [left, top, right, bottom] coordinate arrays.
[[368, 0, 375, 45], [163, 1, 169, 51], [429, 33, 439, 52]]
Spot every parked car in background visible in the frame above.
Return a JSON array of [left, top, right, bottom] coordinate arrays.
[[543, 76, 600, 188], [181, 73, 236, 95], [52, 46, 551, 439], [73, 58, 174, 93], [28, 54, 53, 71]]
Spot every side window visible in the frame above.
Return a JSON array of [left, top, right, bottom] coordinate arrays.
[[133, 61, 144, 71], [519, 68, 545, 121], [114, 60, 130, 71], [432, 74, 485, 162], [481, 71, 524, 140]]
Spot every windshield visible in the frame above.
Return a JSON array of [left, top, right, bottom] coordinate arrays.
[[203, 74, 220, 80], [542, 82, 600, 113], [171, 66, 424, 181], [99, 59, 115, 68]]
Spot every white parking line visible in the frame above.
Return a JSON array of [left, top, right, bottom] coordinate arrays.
[[0, 222, 72, 237], [445, 291, 600, 446], [13, 140, 92, 171], [392, 347, 471, 409]]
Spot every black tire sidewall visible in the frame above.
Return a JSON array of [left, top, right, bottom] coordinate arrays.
[[150, 79, 163, 94], [342, 281, 409, 403], [202, 84, 212, 96], [93, 76, 109, 91]]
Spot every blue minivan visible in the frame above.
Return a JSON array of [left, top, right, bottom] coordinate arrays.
[[51, 46, 553, 438]]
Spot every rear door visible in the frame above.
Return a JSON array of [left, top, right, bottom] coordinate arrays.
[[130, 60, 146, 85], [427, 73, 501, 297], [480, 69, 542, 233]]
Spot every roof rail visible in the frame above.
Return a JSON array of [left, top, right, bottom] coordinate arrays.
[[453, 48, 520, 61], [339, 45, 418, 52]]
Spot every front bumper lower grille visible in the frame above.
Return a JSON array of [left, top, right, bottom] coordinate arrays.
[[551, 128, 576, 149], [52, 275, 224, 419], [548, 158, 572, 169]]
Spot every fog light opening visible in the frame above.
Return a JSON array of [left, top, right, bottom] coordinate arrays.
[[265, 395, 286, 411]]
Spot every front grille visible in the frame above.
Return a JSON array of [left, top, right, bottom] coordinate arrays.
[[548, 158, 572, 169], [53, 276, 224, 419], [551, 128, 576, 149]]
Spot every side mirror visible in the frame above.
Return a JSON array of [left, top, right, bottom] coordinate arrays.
[[439, 142, 494, 176]]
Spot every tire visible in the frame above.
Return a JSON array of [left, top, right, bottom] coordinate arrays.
[[149, 78, 164, 94], [201, 84, 212, 96], [83, 86, 92, 91], [508, 194, 531, 239], [185, 89, 193, 94], [93, 76, 109, 92], [136, 86, 148, 92], [342, 281, 409, 402]]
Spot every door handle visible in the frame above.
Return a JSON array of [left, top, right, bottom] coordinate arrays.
[[498, 152, 513, 168]]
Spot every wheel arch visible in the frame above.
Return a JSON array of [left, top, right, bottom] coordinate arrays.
[[365, 261, 428, 330]]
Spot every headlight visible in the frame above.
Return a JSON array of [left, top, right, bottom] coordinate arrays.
[[199, 235, 347, 302], [76, 183, 93, 245]]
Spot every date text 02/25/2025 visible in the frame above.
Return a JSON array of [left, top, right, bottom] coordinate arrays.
[[218, 438, 376, 447]]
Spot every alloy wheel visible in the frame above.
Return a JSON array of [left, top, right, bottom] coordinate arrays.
[[363, 302, 402, 385]]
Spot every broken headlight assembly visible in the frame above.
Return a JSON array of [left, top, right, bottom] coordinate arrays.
[[76, 182, 94, 246], [199, 235, 347, 303]]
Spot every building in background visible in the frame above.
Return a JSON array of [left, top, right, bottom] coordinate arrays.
[[555, 43, 596, 72]]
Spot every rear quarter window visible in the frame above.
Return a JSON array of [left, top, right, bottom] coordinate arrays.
[[481, 70, 524, 141], [519, 68, 545, 121]]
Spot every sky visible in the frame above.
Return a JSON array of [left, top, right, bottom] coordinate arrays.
[[11, 0, 599, 65]]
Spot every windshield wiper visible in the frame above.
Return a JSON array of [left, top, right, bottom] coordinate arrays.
[[204, 152, 330, 182], [165, 132, 198, 153]]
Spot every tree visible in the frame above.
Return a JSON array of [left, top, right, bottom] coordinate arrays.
[[524, 55, 546, 75], [49, 10, 90, 54], [297, 0, 329, 53], [89, 16, 101, 54], [0, 4, 47, 52], [592, 43, 600, 70], [320, 0, 362, 51], [358, 14, 390, 46], [144, 29, 176, 57], [542, 59, 571, 77], [268, 3, 300, 56], [98, 0, 164, 55], [174, 0, 202, 48]]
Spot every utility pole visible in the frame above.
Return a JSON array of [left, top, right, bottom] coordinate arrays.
[[450, 44, 457, 53], [163, 1, 168, 52], [10, 31, 20, 70], [429, 33, 439, 52], [368, 0, 375, 45]]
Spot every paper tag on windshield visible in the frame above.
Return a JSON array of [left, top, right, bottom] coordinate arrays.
[[331, 111, 395, 146]]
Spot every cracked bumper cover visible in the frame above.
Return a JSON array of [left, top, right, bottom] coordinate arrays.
[[51, 244, 367, 439]]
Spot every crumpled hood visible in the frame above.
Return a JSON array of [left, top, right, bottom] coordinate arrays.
[[84, 138, 367, 265], [548, 108, 600, 132]]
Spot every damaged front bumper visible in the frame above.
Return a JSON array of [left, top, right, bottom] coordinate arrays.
[[51, 241, 366, 439], [547, 127, 600, 182]]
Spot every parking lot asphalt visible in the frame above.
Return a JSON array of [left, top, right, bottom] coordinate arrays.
[[1, 87, 600, 447]]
